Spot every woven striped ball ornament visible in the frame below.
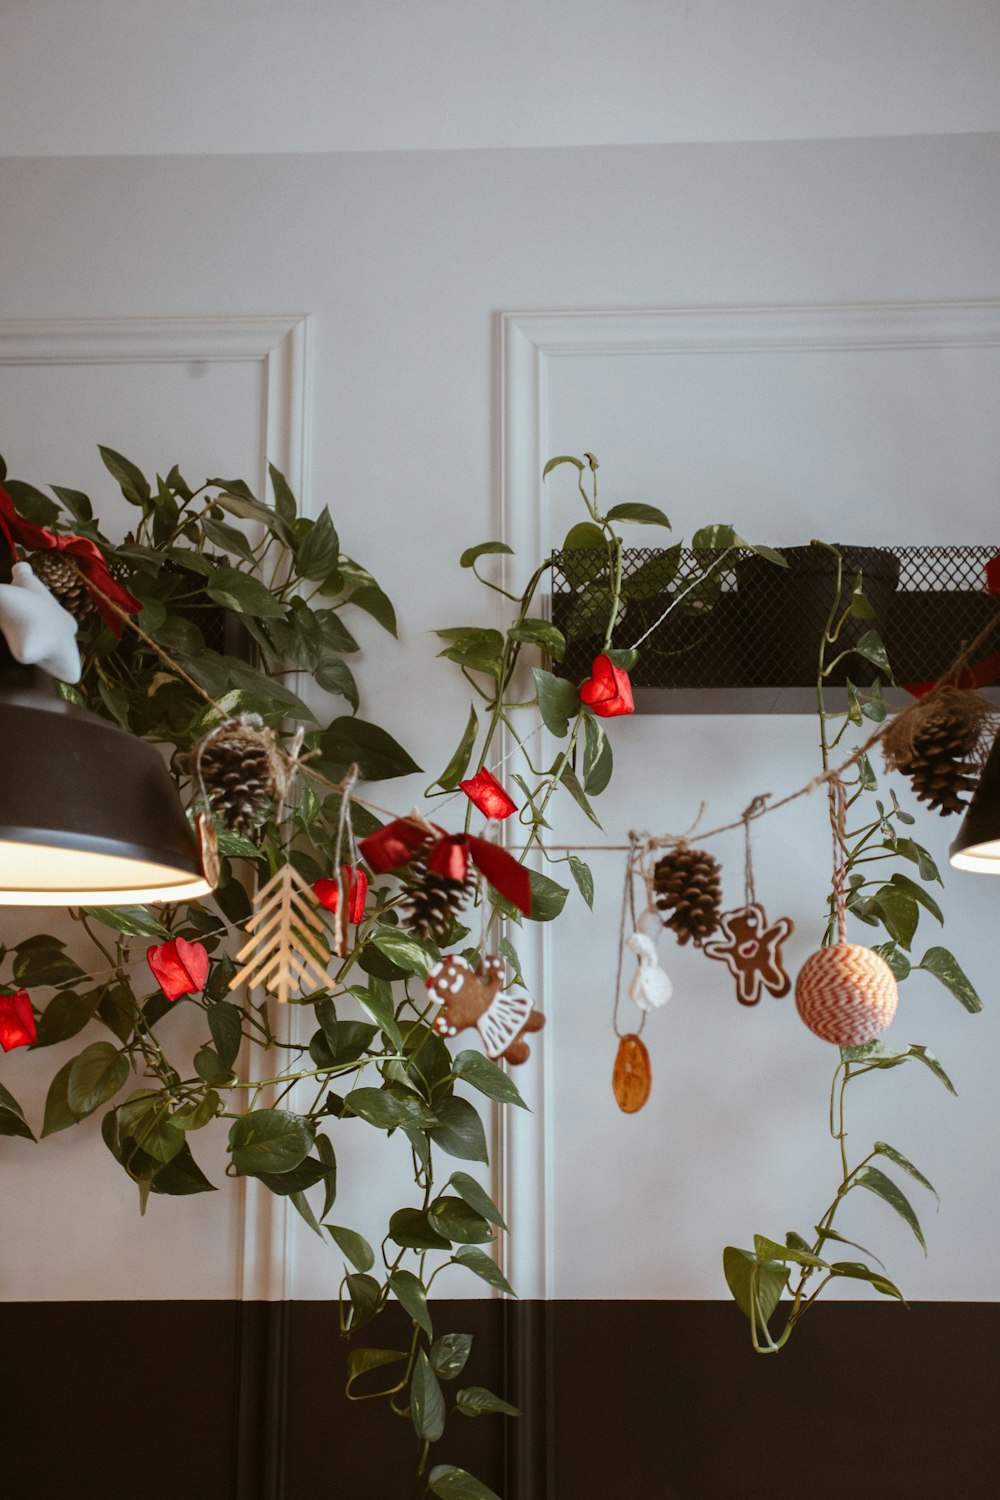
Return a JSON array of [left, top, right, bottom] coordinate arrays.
[[795, 943, 899, 1046]]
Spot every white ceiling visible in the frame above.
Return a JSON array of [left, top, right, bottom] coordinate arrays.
[[1, 0, 999, 157]]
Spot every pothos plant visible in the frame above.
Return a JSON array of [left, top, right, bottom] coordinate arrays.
[[723, 541, 985, 1352], [2, 448, 978, 1484], [0, 447, 766, 1499]]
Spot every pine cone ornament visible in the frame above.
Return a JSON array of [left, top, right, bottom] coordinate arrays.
[[652, 844, 722, 946], [194, 716, 288, 834], [402, 862, 477, 941], [29, 551, 97, 622], [883, 689, 991, 816]]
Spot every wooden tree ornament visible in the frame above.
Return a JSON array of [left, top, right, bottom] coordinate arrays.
[[229, 863, 331, 1003]]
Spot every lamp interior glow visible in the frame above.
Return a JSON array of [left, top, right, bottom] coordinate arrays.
[[0, 661, 211, 908]]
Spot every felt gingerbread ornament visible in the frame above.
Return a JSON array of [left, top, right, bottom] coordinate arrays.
[[425, 954, 545, 1065], [704, 904, 794, 1006], [703, 804, 794, 1006]]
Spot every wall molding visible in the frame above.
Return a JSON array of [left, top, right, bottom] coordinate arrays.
[[0, 313, 312, 510], [0, 311, 313, 1305], [497, 298, 1000, 1301]]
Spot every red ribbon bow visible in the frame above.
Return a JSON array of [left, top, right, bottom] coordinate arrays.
[[358, 817, 531, 916], [0, 990, 36, 1052], [0, 484, 143, 637], [459, 767, 518, 820], [147, 938, 210, 1002], [579, 653, 634, 717]]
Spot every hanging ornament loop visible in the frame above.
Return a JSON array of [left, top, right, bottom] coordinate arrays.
[[742, 795, 769, 909], [612, 832, 645, 1040], [828, 776, 849, 945]]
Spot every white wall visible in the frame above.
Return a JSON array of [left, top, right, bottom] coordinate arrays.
[[0, 1, 999, 155], [1, 131, 999, 1304]]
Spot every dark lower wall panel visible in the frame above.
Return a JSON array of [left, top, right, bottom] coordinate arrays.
[[4, 1300, 999, 1500]]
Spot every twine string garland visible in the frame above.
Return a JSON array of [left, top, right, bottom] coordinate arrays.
[[66, 553, 1000, 878]]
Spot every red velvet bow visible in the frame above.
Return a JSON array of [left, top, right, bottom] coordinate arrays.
[[579, 653, 634, 717], [314, 866, 369, 923], [0, 484, 143, 637], [460, 767, 518, 820], [905, 554, 1000, 696], [358, 817, 532, 916], [358, 817, 431, 873], [0, 991, 36, 1052], [147, 937, 210, 1002]]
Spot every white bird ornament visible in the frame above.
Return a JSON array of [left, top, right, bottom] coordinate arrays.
[[626, 930, 672, 1011], [0, 562, 82, 683]]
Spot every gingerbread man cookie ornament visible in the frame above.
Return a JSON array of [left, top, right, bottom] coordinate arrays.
[[703, 903, 794, 1006], [425, 954, 545, 1064]]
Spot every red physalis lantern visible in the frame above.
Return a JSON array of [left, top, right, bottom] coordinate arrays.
[[459, 768, 518, 820], [579, 653, 634, 717], [314, 866, 369, 923], [147, 937, 210, 1002], [0, 991, 36, 1051]]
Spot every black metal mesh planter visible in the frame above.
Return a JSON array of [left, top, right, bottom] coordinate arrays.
[[550, 544, 1000, 709]]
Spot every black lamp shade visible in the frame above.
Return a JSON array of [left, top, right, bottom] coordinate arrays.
[[950, 729, 1000, 875], [0, 667, 210, 905]]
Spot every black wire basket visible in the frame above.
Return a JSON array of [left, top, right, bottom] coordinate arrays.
[[550, 544, 1000, 694]]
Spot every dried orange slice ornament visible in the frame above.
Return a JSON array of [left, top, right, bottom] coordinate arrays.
[[613, 1033, 652, 1114]]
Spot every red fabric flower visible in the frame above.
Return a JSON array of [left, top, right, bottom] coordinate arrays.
[[0, 991, 36, 1051], [314, 866, 369, 923], [579, 653, 634, 717], [147, 937, 210, 1001], [459, 767, 518, 820], [0, 484, 143, 637]]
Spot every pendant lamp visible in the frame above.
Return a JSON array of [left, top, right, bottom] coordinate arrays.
[[949, 729, 1000, 875], [0, 618, 210, 909]]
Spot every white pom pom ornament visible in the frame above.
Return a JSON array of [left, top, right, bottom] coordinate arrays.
[[795, 943, 898, 1046]]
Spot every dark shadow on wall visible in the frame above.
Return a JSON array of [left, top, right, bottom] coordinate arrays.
[[4, 1300, 998, 1499]]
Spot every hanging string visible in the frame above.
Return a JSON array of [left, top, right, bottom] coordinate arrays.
[[829, 776, 849, 944], [625, 549, 735, 652], [742, 795, 768, 907], [611, 833, 646, 1039]]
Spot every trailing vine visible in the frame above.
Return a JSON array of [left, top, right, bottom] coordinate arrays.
[[724, 543, 983, 1352]]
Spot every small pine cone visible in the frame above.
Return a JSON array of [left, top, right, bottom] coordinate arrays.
[[883, 689, 990, 816], [906, 723, 980, 815], [653, 844, 722, 946], [402, 864, 476, 941], [29, 551, 97, 622], [194, 717, 288, 834]]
